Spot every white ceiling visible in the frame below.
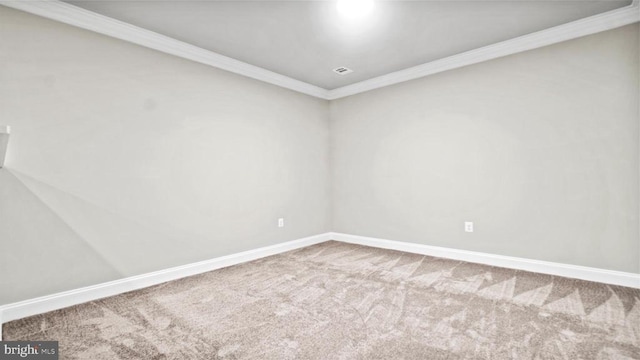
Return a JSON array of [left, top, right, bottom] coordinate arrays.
[[64, 0, 631, 90]]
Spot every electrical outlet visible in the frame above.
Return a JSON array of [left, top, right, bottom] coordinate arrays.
[[465, 222, 473, 232], [278, 218, 284, 228]]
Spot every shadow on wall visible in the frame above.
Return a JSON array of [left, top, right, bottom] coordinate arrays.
[[0, 169, 200, 305], [1, 167, 218, 305], [0, 169, 122, 304]]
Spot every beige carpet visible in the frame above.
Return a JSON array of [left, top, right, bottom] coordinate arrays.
[[3, 241, 640, 359]]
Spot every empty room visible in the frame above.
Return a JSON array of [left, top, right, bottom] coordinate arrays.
[[0, 0, 639, 358]]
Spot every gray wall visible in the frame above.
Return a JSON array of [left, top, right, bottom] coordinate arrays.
[[1, 6, 638, 306], [331, 24, 640, 273], [0, 6, 330, 305]]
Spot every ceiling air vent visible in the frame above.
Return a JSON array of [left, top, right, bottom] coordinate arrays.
[[333, 67, 353, 75]]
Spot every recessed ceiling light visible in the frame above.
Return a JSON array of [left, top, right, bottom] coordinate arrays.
[[336, 0, 374, 20]]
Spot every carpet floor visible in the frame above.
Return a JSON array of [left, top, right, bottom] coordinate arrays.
[[3, 241, 640, 359]]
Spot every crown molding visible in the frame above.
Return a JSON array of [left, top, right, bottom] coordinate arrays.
[[327, 1, 640, 100], [1, 0, 638, 101], [0, 0, 330, 100]]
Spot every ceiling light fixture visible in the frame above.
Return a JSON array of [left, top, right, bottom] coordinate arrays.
[[336, 0, 374, 20]]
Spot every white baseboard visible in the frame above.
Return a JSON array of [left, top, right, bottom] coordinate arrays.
[[3, 231, 638, 336], [0, 232, 332, 333], [330, 232, 640, 289]]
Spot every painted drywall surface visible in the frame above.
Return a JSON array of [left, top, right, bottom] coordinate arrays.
[[331, 24, 640, 273], [0, 6, 330, 305]]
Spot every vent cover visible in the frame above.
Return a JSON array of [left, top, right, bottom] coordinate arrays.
[[333, 67, 353, 75]]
